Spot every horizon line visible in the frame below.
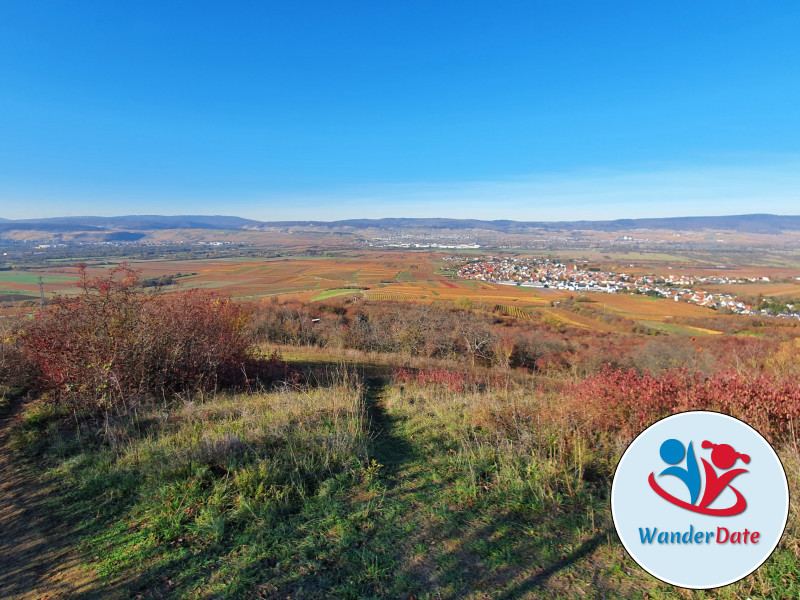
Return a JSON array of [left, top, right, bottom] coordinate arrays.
[[3, 212, 800, 224]]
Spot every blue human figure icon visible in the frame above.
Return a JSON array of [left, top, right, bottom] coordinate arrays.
[[658, 439, 701, 505]]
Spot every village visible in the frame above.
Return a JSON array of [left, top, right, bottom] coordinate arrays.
[[457, 257, 800, 320]]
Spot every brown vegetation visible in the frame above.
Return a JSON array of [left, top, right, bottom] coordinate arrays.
[[12, 265, 286, 415]]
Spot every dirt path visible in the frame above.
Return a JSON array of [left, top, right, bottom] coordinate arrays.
[[0, 401, 98, 600]]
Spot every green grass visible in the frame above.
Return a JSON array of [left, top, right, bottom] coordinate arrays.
[[18, 374, 371, 598], [0, 272, 76, 284], [12, 363, 800, 599], [10, 379, 618, 598], [42, 257, 120, 263], [312, 288, 362, 301], [637, 320, 716, 336], [734, 330, 768, 338]]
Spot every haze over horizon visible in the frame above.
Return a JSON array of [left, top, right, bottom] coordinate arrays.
[[2, 2, 799, 221]]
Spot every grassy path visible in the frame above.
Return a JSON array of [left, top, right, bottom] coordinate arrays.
[[0, 398, 104, 600], [363, 376, 416, 477], [355, 377, 630, 599], [1, 365, 649, 598]]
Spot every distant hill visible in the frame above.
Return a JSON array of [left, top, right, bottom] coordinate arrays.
[[1, 214, 800, 234], [260, 214, 800, 233], [0, 221, 106, 233], [0, 215, 261, 232]]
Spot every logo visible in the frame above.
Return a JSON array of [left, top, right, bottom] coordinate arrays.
[[611, 411, 789, 589], [648, 438, 749, 516]]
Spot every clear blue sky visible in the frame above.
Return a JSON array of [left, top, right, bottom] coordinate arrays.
[[1, 1, 799, 221]]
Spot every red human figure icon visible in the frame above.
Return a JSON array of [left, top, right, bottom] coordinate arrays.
[[698, 441, 750, 510]]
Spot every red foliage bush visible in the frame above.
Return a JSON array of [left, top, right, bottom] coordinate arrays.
[[21, 264, 267, 411], [392, 367, 504, 393], [0, 310, 32, 389], [393, 368, 469, 392], [569, 366, 800, 443]]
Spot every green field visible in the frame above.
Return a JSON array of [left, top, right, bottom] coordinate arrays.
[[312, 288, 363, 301], [637, 320, 716, 336], [0, 288, 36, 297], [0, 272, 76, 284], [182, 280, 234, 290], [394, 269, 414, 281]]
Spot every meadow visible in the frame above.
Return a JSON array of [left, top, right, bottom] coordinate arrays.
[[1, 253, 800, 598]]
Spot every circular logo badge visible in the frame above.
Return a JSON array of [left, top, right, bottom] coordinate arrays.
[[611, 411, 789, 589]]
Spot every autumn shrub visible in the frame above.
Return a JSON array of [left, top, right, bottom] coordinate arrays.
[[0, 309, 33, 391], [710, 334, 777, 372], [569, 366, 800, 443], [21, 264, 270, 412], [631, 337, 714, 374], [766, 337, 800, 377]]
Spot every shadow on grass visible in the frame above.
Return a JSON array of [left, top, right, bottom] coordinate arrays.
[[363, 375, 416, 479], [65, 503, 625, 600], [381, 496, 626, 600], [7, 360, 648, 599], [0, 394, 121, 600]]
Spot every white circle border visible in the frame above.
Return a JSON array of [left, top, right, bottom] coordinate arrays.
[[610, 410, 791, 590]]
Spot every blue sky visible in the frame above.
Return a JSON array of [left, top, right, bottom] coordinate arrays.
[[1, 1, 799, 221]]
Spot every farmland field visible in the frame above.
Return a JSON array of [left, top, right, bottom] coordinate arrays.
[[311, 288, 362, 301], [0, 272, 76, 285], [5, 250, 798, 330], [703, 281, 800, 298], [581, 293, 713, 320]]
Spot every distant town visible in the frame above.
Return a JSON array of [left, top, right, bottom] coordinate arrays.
[[457, 257, 800, 320]]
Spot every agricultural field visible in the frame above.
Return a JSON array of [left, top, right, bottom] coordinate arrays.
[[582, 292, 713, 320], [5, 249, 800, 336], [0, 269, 78, 297], [702, 281, 800, 298]]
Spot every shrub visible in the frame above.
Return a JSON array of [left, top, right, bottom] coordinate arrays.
[[766, 337, 800, 377], [569, 366, 800, 443], [391, 367, 505, 393], [0, 309, 33, 391], [21, 264, 258, 412]]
